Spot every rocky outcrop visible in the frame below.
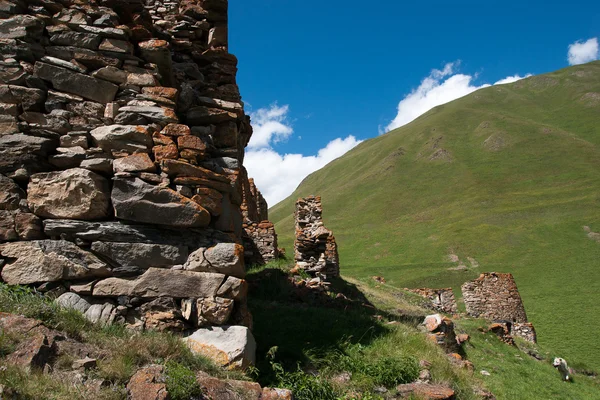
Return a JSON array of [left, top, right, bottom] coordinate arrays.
[[127, 365, 169, 400], [241, 169, 279, 265], [0, 0, 260, 368], [461, 273, 528, 323], [294, 196, 339, 278], [0, 312, 62, 372]]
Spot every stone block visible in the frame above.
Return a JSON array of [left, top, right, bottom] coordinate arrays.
[[34, 62, 118, 104], [28, 168, 110, 220], [112, 177, 211, 228], [183, 325, 256, 370], [0, 240, 110, 285]]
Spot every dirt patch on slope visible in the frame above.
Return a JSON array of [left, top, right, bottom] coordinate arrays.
[[579, 92, 600, 107], [483, 132, 510, 152]]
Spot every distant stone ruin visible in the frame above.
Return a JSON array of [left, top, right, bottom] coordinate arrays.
[[294, 196, 339, 278], [461, 272, 528, 323], [462, 272, 536, 343], [407, 288, 458, 314], [0, 0, 258, 356], [240, 169, 279, 265]]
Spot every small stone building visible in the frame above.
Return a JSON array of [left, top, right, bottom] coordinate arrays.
[[461, 272, 528, 323]]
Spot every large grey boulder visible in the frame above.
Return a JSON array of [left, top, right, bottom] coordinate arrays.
[[34, 62, 118, 104], [112, 177, 211, 228], [92, 268, 225, 299], [185, 243, 245, 278], [0, 240, 111, 285], [91, 241, 188, 272], [90, 125, 153, 154], [183, 326, 256, 370], [27, 168, 110, 220]]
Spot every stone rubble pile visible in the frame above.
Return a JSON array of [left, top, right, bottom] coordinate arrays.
[[293, 196, 339, 278], [0, 312, 291, 399], [423, 313, 460, 354], [0, 0, 259, 348], [240, 169, 279, 265]]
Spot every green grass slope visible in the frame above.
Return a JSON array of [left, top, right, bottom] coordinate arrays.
[[270, 61, 600, 370]]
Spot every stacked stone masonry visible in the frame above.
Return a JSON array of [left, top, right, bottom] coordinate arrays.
[[461, 272, 528, 323], [240, 167, 279, 265], [407, 287, 458, 314], [0, 0, 256, 333], [294, 196, 339, 278]]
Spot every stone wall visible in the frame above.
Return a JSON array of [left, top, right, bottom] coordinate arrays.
[[294, 196, 339, 278], [461, 272, 528, 323], [407, 288, 458, 314], [0, 0, 254, 332], [240, 167, 279, 265]]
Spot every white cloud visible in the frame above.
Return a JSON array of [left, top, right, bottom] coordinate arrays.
[[247, 104, 293, 149], [383, 62, 532, 132], [245, 105, 362, 206], [494, 74, 533, 85], [568, 38, 599, 65]]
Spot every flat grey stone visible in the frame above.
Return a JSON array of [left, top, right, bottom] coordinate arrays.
[[112, 177, 211, 228], [34, 62, 118, 104]]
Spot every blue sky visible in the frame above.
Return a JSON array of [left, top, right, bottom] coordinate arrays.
[[229, 0, 600, 205]]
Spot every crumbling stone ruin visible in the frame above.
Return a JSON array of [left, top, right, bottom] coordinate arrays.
[[294, 196, 339, 278], [240, 168, 279, 265], [462, 272, 536, 343], [407, 287, 458, 314], [0, 0, 257, 350], [512, 322, 537, 343]]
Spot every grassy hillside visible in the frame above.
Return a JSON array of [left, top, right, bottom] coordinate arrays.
[[270, 61, 600, 370]]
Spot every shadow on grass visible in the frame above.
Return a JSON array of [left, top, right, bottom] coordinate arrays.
[[246, 267, 418, 385]]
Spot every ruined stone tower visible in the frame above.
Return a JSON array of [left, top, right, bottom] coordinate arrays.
[[0, 0, 258, 339], [240, 167, 279, 265], [294, 196, 339, 278]]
